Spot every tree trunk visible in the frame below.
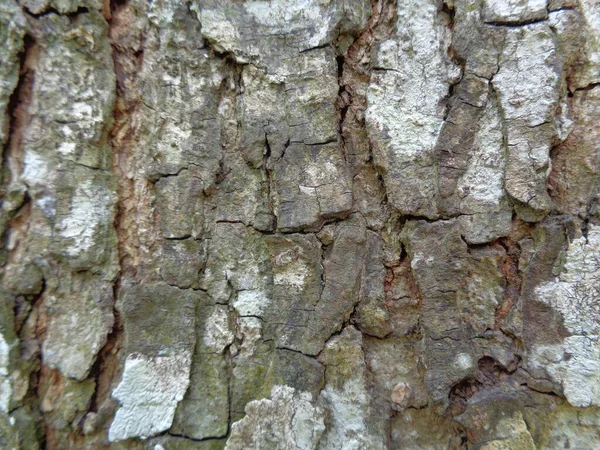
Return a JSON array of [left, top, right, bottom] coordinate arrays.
[[1, 0, 600, 448]]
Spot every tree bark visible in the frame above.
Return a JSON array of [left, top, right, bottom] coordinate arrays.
[[1, 0, 600, 448]]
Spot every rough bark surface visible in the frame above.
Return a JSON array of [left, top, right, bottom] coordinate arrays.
[[1, 0, 600, 449]]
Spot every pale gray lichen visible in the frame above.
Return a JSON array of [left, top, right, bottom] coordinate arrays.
[[225, 385, 326, 450], [109, 352, 193, 442], [532, 225, 600, 407], [1, 0, 600, 447]]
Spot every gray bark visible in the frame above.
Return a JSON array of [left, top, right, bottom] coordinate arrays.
[[1, 0, 600, 448]]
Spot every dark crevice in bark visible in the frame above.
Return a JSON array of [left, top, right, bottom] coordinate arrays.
[[496, 238, 524, 329], [571, 81, 600, 92], [224, 338, 234, 438], [442, 71, 465, 123], [0, 21, 46, 447], [66, 1, 146, 445], [1, 33, 36, 192], [293, 138, 339, 147], [336, 53, 349, 165], [299, 43, 332, 54], [85, 306, 123, 415], [276, 345, 319, 358], [519, 382, 562, 398], [441, 1, 456, 30], [2, 0, 596, 447], [548, 137, 567, 203], [148, 162, 208, 182], [440, 1, 464, 124], [167, 432, 227, 444], [200, 32, 251, 70], [335, 0, 397, 227], [399, 214, 457, 225], [22, 6, 90, 19], [108, 0, 145, 281], [263, 132, 277, 229], [448, 356, 516, 417], [484, 18, 549, 27]]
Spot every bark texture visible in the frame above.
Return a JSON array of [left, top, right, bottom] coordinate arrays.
[[1, 0, 600, 448]]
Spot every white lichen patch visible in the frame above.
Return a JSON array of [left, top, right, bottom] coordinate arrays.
[[367, 0, 459, 159], [109, 352, 192, 442], [203, 306, 235, 354], [272, 245, 311, 290], [410, 252, 436, 270], [457, 100, 506, 209], [194, 8, 242, 57], [483, 0, 548, 23], [456, 98, 513, 243], [0, 334, 9, 377], [318, 328, 387, 450], [537, 226, 600, 335], [197, 0, 368, 69], [0, 333, 11, 413], [366, 0, 460, 216], [274, 263, 309, 289], [56, 179, 114, 258], [531, 338, 600, 409], [455, 353, 474, 371], [244, 0, 332, 51], [319, 378, 373, 450], [532, 225, 600, 407], [22, 151, 50, 186], [225, 385, 325, 450], [494, 24, 559, 129], [21, 151, 57, 218], [57, 142, 76, 156], [493, 22, 559, 212], [233, 289, 271, 317], [0, 378, 11, 413]]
